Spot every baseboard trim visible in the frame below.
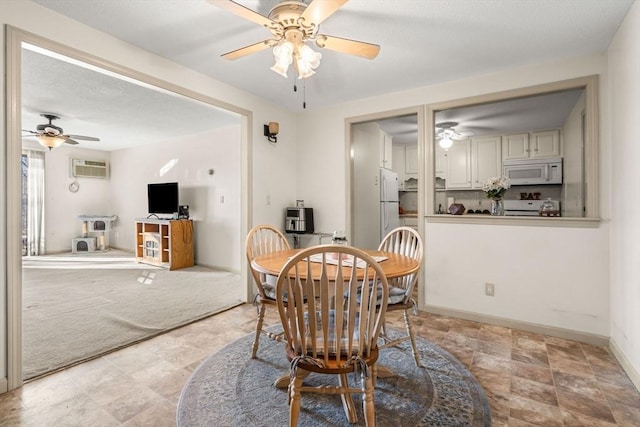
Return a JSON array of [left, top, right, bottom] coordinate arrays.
[[0, 377, 7, 394], [609, 338, 640, 392], [424, 304, 609, 347]]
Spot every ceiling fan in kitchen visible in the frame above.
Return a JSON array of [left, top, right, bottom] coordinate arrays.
[[209, 0, 380, 80], [435, 121, 473, 150], [22, 113, 100, 150]]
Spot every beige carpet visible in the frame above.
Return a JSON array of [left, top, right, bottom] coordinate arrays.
[[22, 250, 244, 379]]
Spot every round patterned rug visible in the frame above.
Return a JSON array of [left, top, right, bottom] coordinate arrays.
[[177, 328, 491, 426]]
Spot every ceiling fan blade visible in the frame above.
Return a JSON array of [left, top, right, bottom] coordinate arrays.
[[62, 137, 79, 145], [315, 35, 380, 59], [22, 129, 39, 135], [301, 0, 349, 25], [207, 0, 275, 27], [221, 40, 273, 60], [65, 134, 100, 141]]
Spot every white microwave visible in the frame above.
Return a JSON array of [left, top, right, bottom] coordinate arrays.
[[503, 157, 563, 185]]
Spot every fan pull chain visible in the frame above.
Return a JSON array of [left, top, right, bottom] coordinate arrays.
[[292, 80, 306, 109]]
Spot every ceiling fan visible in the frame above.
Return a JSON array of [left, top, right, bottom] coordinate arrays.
[[435, 121, 473, 149], [22, 113, 100, 150], [209, 0, 380, 79]]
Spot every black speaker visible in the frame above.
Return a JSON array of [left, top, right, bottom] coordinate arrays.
[[178, 205, 190, 219]]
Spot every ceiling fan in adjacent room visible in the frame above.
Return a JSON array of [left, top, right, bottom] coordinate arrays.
[[435, 122, 473, 150], [209, 0, 380, 79], [22, 113, 100, 150]]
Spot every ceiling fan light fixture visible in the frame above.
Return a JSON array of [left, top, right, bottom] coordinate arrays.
[[298, 43, 321, 66], [438, 135, 454, 150], [36, 134, 66, 150], [271, 41, 294, 77]]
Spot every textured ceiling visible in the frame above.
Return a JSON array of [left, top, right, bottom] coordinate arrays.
[[21, 0, 634, 151], [21, 47, 240, 151], [30, 0, 634, 112]]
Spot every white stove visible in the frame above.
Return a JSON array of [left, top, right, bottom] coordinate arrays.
[[503, 200, 544, 216]]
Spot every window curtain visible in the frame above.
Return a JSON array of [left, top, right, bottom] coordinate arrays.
[[24, 149, 46, 256]]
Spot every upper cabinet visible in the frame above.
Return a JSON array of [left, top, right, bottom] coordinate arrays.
[[503, 130, 561, 160], [530, 130, 561, 158], [391, 144, 405, 190], [392, 143, 418, 191], [405, 145, 418, 176], [435, 146, 447, 179], [471, 136, 502, 188], [379, 130, 393, 169], [445, 140, 472, 189], [446, 137, 501, 189]]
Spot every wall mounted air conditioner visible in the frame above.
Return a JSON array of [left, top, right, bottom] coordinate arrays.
[[71, 158, 109, 179]]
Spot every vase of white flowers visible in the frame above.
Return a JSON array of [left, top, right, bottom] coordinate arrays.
[[482, 176, 511, 216]]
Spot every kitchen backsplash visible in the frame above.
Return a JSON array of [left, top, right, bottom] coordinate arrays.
[[435, 185, 562, 213], [402, 185, 562, 214], [400, 191, 418, 212]]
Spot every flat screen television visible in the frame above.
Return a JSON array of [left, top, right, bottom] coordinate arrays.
[[147, 182, 179, 216]]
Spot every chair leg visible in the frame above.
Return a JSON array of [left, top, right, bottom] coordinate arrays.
[[362, 369, 376, 427], [403, 309, 421, 366], [289, 369, 305, 427], [339, 373, 357, 423], [252, 303, 266, 359]]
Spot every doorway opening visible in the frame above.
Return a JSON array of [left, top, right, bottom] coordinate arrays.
[[6, 27, 252, 388]]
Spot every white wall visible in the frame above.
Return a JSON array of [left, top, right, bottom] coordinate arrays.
[[1, 1, 298, 389], [296, 53, 612, 338], [109, 126, 242, 271], [352, 122, 383, 249], [608, 0, 640, 387], [34, 145, 111, 252]]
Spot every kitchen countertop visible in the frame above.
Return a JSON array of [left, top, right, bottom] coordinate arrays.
[[399, 211, 418, 218]]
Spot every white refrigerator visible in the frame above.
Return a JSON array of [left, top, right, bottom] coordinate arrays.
[[380, 168, 400, 239]]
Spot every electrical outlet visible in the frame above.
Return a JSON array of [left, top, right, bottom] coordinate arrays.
[[485, 282, 495, 296]]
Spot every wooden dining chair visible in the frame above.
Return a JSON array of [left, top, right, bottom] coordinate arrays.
[[276, 244, 389, 427], [377, 226, 424, 366], [245, 224, 291, 359]]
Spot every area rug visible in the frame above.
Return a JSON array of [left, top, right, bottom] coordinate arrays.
[[177, 328, 491, 426], [22, 250, 244, 379]]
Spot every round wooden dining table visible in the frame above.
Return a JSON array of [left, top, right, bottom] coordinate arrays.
[[251, 246, 420, 387], [251, 248, 420, 280]]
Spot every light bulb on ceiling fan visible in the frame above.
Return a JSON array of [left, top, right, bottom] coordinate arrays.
[[439, 135, 454, 150], [270, 41, 294, 77]]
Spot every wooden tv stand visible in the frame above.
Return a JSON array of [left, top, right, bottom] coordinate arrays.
[[135, 219, 194, 270]]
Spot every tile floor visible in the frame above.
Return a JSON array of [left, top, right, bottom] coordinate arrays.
[[1, 304, 639, 426]]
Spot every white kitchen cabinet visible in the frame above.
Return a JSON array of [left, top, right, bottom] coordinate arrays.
[[435, 146, 447, 178], [503, 130, 560, 160], [379, 130, 393, 169], [392, 143, 419, 191], [392, 144, 405, 189], [404, 145, 418, 176], [531, 130, 561, 158], [502, 133, 530, 160], [403, 216, 418, 230], [446, 137, 500, 190], [445, 140, 472, 189], [471, 136, 502, 188]]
